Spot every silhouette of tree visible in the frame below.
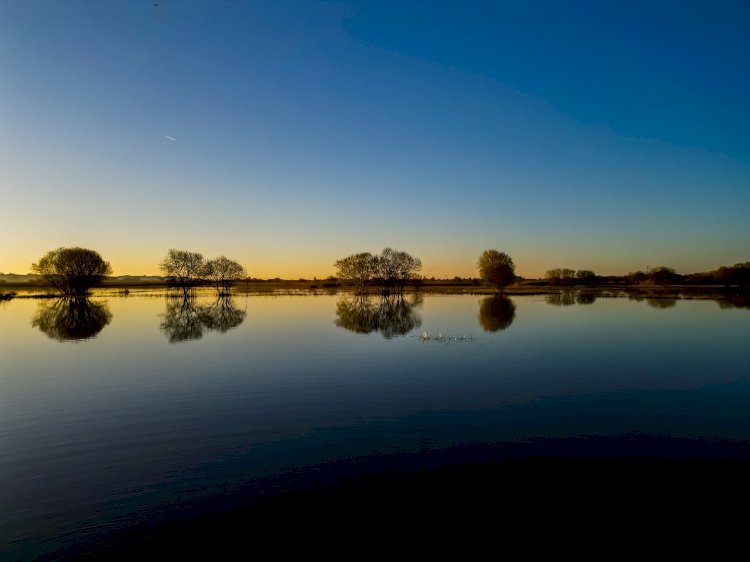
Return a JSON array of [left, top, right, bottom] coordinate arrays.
[[647, 266, 681, 285], [478, 250, 516, 291], [714, 262, 750, 287], [575, 270, 597, 285], [32, 298, 112, 341], [160, 249, 205, 295], [545, 268, 576, 285], [204, 256, 246, 296], [391, 249, 422, 293], [625, 271, 649, 285], [335, 248, 422, 294], [32, 247, 112, 295], [375, 248, 422, 294], [334, 252, 376, 294], [478, 295, 516, 332]]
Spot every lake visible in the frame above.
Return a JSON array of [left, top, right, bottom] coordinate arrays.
[[1, 290, 749, 558]]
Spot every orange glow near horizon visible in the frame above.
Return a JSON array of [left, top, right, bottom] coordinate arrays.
[[2, 244, 743, 281]]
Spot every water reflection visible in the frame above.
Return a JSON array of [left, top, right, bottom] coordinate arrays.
[[718, 296, 750, 310], [627, 294, 678, 309], [32, 298, 112, 341], [335, 295, 422, 338], [646, 298, 677, 309], [544, 290, 598, 306], [576, 292, 598, 305], [545, 291, 576, 306], [160, 295, 246, 343], [478, 295, 516, 332]]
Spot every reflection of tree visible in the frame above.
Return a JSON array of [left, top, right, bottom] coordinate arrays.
[[575, 292, 598, 305], [160, 295, 246, 343], [718, 296, 750, 310], [32, 298, 112, 341], [646, 298, 677, 309], [478, 296, 516, 332], [335, 295, 421, 338], [545, 292, 576, 306], [160, 296, 205, 343], [199, 298, 247, 332]]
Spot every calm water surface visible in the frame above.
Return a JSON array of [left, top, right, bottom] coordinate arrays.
[[1, 291, 749, 558]]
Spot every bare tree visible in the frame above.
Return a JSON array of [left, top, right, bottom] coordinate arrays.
[[393, 250, 422, 293], [545, 268, 576, 285], [573, 270, 597, 285], [32, 247, 112, 295], [335, 248, 422, 294], [334, 252, 376, 294], [159, 249, 205, 295], [375, 247, 421, 294], [204, 256, 246, 295]]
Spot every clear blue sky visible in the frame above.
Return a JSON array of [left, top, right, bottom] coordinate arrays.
[[1, 0, 748, 278]]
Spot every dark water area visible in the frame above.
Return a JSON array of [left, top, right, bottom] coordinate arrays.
[[1, 291, 749, 558]]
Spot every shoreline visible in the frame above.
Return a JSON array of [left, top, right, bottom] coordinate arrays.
[[2, 280, 749, 300]]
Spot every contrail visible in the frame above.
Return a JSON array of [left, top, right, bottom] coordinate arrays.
[[162, 134, 176, 142]]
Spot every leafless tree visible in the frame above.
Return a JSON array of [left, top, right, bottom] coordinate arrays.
[[334, 252, 376, 294], [204, 256, 246, 295], [159, 249, 205, 295], [375, 247, 422, 294]]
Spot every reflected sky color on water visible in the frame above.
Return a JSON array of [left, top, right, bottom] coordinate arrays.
[[1, 292, 749, 558]]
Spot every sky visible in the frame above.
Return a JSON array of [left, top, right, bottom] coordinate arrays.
[[1, 0, 748, 279]]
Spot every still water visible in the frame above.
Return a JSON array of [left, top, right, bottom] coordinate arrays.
[[1, 291, 749, 557]]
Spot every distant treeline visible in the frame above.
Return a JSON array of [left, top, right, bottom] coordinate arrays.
[[538, 263, 750, 287], [2, 251, 750, 293]]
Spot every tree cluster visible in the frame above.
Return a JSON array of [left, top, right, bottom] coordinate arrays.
[[159, 249, 247, 295], [160, 294, 246, 343], [621, 264, 750, 287], [544, 268, 598, 285], [334, 248, 422, 294]]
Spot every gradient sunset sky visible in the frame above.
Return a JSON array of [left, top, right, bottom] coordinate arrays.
[[1, 0, 748, 279]]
